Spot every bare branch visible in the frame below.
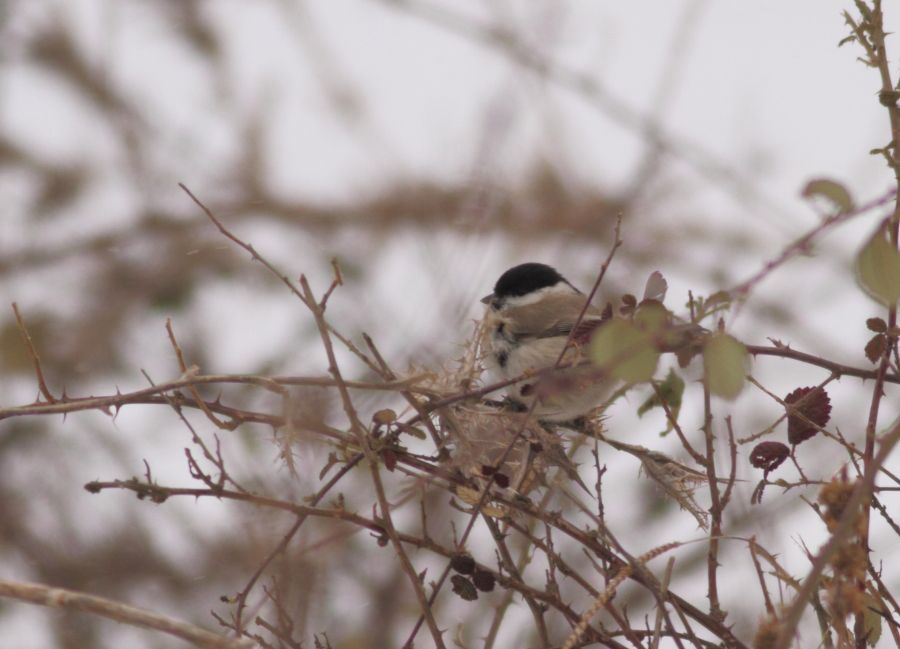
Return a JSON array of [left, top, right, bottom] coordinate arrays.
[[0, 580, 251, 649], [11, 303, 56, 403]]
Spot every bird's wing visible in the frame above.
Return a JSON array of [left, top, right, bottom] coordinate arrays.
[[504, 294, 607, 343]]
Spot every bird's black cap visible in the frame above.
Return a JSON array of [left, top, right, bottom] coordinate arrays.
[[492, 262, 567, 299]]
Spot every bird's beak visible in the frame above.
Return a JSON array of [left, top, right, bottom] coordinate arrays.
[[480, 293, 494, 305]]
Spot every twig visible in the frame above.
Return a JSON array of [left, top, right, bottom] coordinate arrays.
[[729, 186, 897, 297], [484, 516, 550, 648], [232, 453, 364, 634], [298, 276, 447, 649], [867, 562, 900, 646], [850, 11, 900, 645], [87, 478, 626, 646], [561, 543, 682, 649], [0, 373, 420, 422], [165, 319, 232, 430], [720, 417, 738, 511], [0, 580, 251, 649], [748, 537, 775, 616], [318, 258, 343, 309], [140, 368, 240, 494], [87, 474, 748, 649], [178, 182, 384, 376], [362, 332, 442, 447], [11, 303, 56, 403], [553, 215, 623, 367], [746, 343, 900, 385], [650, 557, 677, 649], [651, 381, 706, 467], [701, 383, 723, 621]]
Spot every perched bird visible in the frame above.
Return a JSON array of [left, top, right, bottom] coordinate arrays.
[[480, 262, 611, 422], [481, 262, 705, 423]]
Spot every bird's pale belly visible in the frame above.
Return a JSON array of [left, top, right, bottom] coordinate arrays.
[[486, 331, 609, 422]]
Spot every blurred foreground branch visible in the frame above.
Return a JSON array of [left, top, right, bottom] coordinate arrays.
[[0, 580, 251, 649]]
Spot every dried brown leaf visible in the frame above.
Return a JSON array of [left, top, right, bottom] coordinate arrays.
[[784, 386, 831, 445]]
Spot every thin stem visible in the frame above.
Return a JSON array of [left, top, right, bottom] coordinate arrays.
[[11, 303, 56, 403], [701, 383, 723, 620]]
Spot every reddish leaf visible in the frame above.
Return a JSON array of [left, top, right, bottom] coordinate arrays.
[[784, 386, 831, 445], [382, 449, 397, 472], [620, 293, 637, 316], [451, 575, 478, 601], [866, 317, 887, 333], [472, 569, 496, 592], [865, 333, 887, 364], [450, 553, 476, 575], [750, 441, 790, 474]]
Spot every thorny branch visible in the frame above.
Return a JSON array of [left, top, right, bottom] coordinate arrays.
[[6, 94, 900, 647], [842, 3, 900, 647]]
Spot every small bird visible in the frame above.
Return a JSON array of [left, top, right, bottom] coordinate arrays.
[[480, 262, 611, 422], [481, 263, 705, 423]]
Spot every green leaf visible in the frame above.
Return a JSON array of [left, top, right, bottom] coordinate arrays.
[[633, 300, 670, 334], [637, 369, 685, 436], [590, 319, 659, 383], [856, 224, 900, 305], [801, 177, 855, 214], [687, 290, 732, 322], [372, 409, 397, 425], [703, 333, 748, 400], [399, 424, 427, 440], [864, 593, 883, 647]]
